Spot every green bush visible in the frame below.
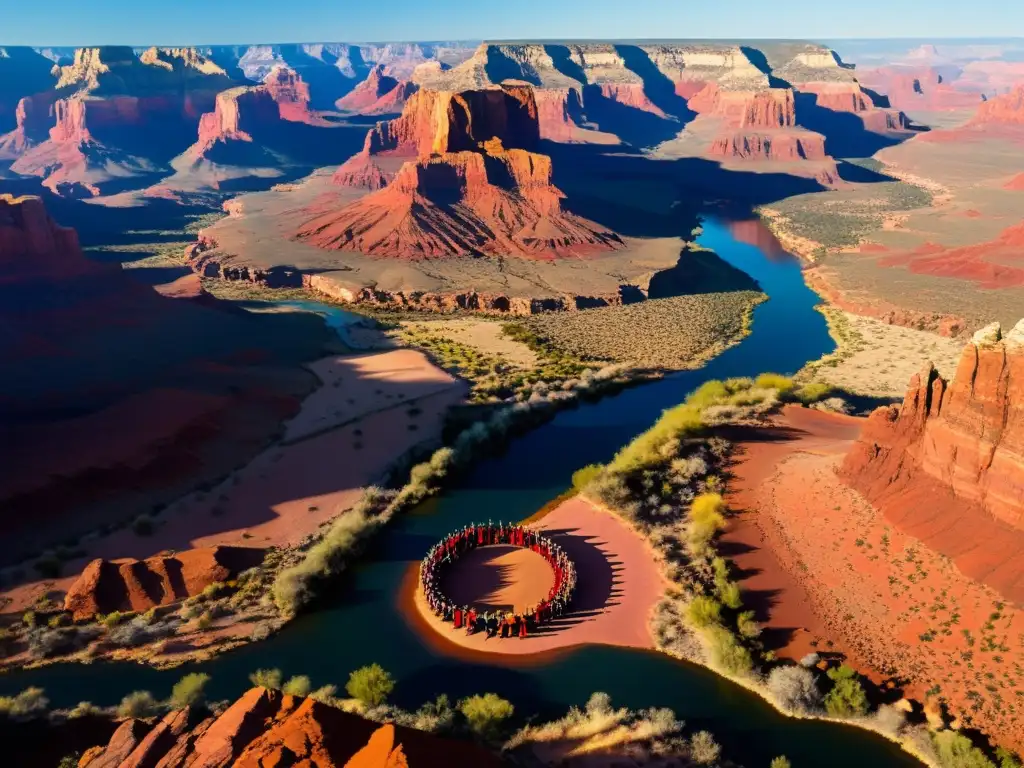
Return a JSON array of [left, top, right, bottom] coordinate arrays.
[[458, 693, 514, 739], [117, 690, 160, 720], [0, 687, 49, 718], [824, 665, 868, 718], [571, 464, 604, 492], [754, 373, 795, 394], [688, 493, 728, 555], [345, 664, 395, 707], [771, 758, 792, 768], [169, 673, 210, 710], [718, 580, 743, 610], [996, 748, 1022, 768], [283, 675, 312, 697], [687, 596, 722, 628], [249, 668, 283, 691], [933, 730, 997, 768], [737, 611, 761, 640], [707, 626, 754, 676], [793, 381, 833, 404], [688, 380, 730, 409], [607, 403, 703, 474]]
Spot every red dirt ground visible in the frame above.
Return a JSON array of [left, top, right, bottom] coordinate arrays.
[[441, 545, 555, 613], [408, 496, 667, 657], [725, 406, 1024, 752]]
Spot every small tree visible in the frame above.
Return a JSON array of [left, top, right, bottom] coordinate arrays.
[[771, 758, 792, 768], [458, 693, 514, 739], [169, 673, 210, 710], [117, 690, 160, 720], [283, 675, 312, 697], [934, 730, 997, 768], [249, 668, 283, 691], [687, 596, 722, 628], [824, 665, 868, 718], [345, 664, 395, 708], [689, 730, 721, 765], [768, 665, 821, 714]]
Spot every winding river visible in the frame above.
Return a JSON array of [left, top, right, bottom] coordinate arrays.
[[1, 219, 921, 767]]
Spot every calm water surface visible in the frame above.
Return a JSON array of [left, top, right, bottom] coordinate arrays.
[[2, 219, 921, 767]]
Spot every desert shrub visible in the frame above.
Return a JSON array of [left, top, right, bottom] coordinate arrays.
[[249, 668, 283, 691], [169, 673, 210, 710], [22, 610, 37, 628], [0, 687, 49, 718], [250, 623, 272, 642], [736, 610, 761, 640], [117, 691, 160, 720], [824, 665, 868, 718], [688, 380, 730, 409], [458, 693, 514, 739], [767, 665, 822, 713], [706, 626, 753, 676], [933, 730, 997, 768], [100, 611, 127, 628], [689, 730, 721, 765], [793, 381, 833, 404], [755, 373, 795, 394], [57, 755, 80, 768], [69, 701, 103, 719], [771, 758, 792, 768], [108, 617, 172, 648], [282, 675, 312, 697], [996, 748, 1023, 768], [572, 464, 604, 491], [874, 703, 906, 735], [607, 403, 703, 474], [414, 694, 455, 733], [346, 664, 394, 707], [687, 596, 722, 628], [195, 611, 214, 630], [687, 493, 727, 555], [310, 685, 338, 703]]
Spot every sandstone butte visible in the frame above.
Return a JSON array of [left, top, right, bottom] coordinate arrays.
[[181, 65, 322, 165], [77, 687, 504, 768], [297, 85, 624, 260], [855, 66, 983, 112], [0, 193, 101, 281], [336, 64, 419, 115], [970, 83, 1024, 125], [4, 46, 236, 195], [841, 319, 1024, 534], [63, 546, 265, 621]]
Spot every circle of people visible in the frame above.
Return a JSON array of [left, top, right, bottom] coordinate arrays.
[[420, 521, 577, 640]]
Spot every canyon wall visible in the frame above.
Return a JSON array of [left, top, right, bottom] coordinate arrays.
[[842, 320, 1024, 531]]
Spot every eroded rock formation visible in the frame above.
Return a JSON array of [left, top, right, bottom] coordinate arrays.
[[971, 83, 1024, 125], [304, 85, 621, 259], [842, 320, 1024, 531], [78, 688, 503, 768], [336, 64, 419, 114], [64, 546, 265, 620]]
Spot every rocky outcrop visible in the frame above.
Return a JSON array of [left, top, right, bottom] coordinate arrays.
[[63, 545, 264, 620], [336, 65, 418, 114], [0, 94, 54, 158], [710, 130, 827, 161], [300, 143, 623, 259], [0, 193, 102, 280], [261, 65, 315, 122], [970, 83, 1024, 125], [78, 688, 503, 768], [842, 320, 1024, 531]]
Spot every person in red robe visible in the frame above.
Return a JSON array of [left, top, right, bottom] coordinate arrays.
[[466, 608, 477, 634], [453, 607, 463, 629], [519, 616, 527, 638]]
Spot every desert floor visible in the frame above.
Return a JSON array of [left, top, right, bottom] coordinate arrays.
[[1, 348, 466, 615], [724, 405, 1024, 752], [407, 496, 667, 657]]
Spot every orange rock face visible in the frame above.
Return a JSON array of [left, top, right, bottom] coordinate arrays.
[[79, 688, 503, 768], [337, 65, 419, 115], [262, 65, 315, 122], [842, 321, 1024, 532], [63, 545, 264, 620], [0, 193, 100, 281], [971, 83, 1024, 125], [710, 130, 826, 161], [309, 84, 621, 259]]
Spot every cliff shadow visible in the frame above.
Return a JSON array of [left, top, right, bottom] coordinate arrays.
[[0, 47, 60, 132], [581, 85, 684, 149], [485, 48, 542, 86], [794, 92, 909, 158], [739, 46, 790, 89], [647, 244, 762, 297], [544, 45, 587, 85], [280, 45, 363, 108], [614, 45, 696, 123]]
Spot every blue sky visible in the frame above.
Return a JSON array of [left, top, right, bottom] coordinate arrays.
[[3, 0, 1021, 46]]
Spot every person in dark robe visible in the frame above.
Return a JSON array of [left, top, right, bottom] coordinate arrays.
[[486, 612, 498, 638]]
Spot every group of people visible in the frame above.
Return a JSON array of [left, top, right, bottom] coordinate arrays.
[[420, 521, 577, 640]]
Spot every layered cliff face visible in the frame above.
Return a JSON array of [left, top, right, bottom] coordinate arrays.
[[64, 546, 265, 620], [300, 145, 623, 259], [855, 66, 984, 112], [77, 688, 503, 768], [336, 64, 419, 114], [0, 193, 97, 280], [302, 85, 622, 260], [842, 320, 1024, 531], [261, 65, 315, 122], [0, 94, 54, 159]]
